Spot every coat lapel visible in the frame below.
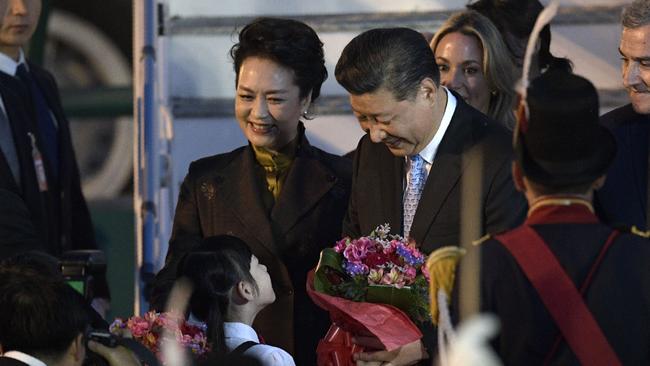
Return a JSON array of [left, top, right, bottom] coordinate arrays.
[[271, 138, 335, 236], [409, 101, 477, 244], [215, 146, 277, 254]]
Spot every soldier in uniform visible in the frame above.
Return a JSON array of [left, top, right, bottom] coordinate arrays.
[[478, 68, 650, 365]]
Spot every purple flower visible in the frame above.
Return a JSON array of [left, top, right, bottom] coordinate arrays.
[[396, 244, 425, 266], [344, 261, 369, 276]]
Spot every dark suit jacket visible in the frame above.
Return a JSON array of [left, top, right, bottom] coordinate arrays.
[[0, 62, 96, 256], [595, 103, 649, 230], [481, 221, 650, 365], [0, 357, 28, 366], [342, 96, 526, 251], [0, 188, 42, 257], [150, 131, 351, 364]]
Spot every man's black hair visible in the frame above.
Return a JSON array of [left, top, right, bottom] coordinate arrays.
[[0, 270, 89, 360], [335, 27, 439, 100]]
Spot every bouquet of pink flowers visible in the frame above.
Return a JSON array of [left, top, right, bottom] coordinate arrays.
[[109, 311, 210, 363], [317, 224, 430, 321], [308, 224, 430, 366]]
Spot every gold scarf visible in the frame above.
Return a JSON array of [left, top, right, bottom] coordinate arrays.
[[252, 138, 298, 200]]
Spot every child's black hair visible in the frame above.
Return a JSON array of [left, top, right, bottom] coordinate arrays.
[[179, 235, 257, 355]]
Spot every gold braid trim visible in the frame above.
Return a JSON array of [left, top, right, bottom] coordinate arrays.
[[427, 246, 466, 325], [527, 196, 594, 217]]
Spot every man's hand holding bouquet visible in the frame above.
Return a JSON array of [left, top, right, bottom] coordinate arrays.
[[308, 224, 465, 366]]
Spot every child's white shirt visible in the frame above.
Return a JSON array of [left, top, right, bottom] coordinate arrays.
[[224, 322, 296, 366]]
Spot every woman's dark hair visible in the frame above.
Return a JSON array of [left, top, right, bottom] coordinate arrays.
[[468, 0, 572, 73], [230, 17, 328, 102], [179, 235, 256, 355]]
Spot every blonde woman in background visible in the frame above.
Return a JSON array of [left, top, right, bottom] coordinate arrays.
[[431, 10, 517, 130]]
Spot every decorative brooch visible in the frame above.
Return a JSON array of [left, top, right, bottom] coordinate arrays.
[[200, 182, 216, 201]]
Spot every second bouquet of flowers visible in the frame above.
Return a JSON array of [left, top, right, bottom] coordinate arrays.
[[109, 311, 210, 364], [307, 224, 430, 366]]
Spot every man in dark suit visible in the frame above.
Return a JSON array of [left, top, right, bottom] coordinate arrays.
[[596, 0, 650, 230], [0, 0, 105, 299], [335, 27, 526, 365], [480, 68, 650, 365]]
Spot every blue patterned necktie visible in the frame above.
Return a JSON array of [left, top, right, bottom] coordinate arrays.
[[16, 64, 59, 179], [403, 154, 426, 239]]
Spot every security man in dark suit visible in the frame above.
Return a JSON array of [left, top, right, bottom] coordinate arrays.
[[335, 27, 526, 365], [0, 2, 99, 271], [479, 68, 650, 365]]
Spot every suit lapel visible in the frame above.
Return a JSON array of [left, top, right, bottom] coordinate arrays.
[[380, 153, 404, 235], [29, 64, 72, 186], [271, 138, 334, 235], [215, 147, 277, 254], [0, 72, 45, 198], [0, 74, 26, 193], [409, 101, 476, 244]]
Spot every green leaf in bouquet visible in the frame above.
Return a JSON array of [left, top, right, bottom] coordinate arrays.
[[366, 281, 431, 323], [314, 248, 345, 294], [366, 284, 415, 312], [409, 285, 432, 323], [334, 279, 367, 302]]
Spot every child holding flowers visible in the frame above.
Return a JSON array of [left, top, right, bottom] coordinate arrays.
[[179, 235, 295, 366]]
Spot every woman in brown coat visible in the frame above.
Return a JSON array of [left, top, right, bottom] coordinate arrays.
[[150, 18, 351, 364]]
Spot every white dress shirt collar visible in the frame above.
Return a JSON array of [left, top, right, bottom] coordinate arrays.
[[416, 87, 456, 165], [223, 322, 260, 343], [3, 351, 48, 366], [223, 322, 296, 365], [0, 48, 27, 76]]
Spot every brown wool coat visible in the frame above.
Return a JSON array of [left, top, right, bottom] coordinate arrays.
[[150, 132, 351, 364]]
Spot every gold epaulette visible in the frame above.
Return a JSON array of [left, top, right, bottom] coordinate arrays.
[[630, 225, 650, 238], [472, 233, 492, 246]]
